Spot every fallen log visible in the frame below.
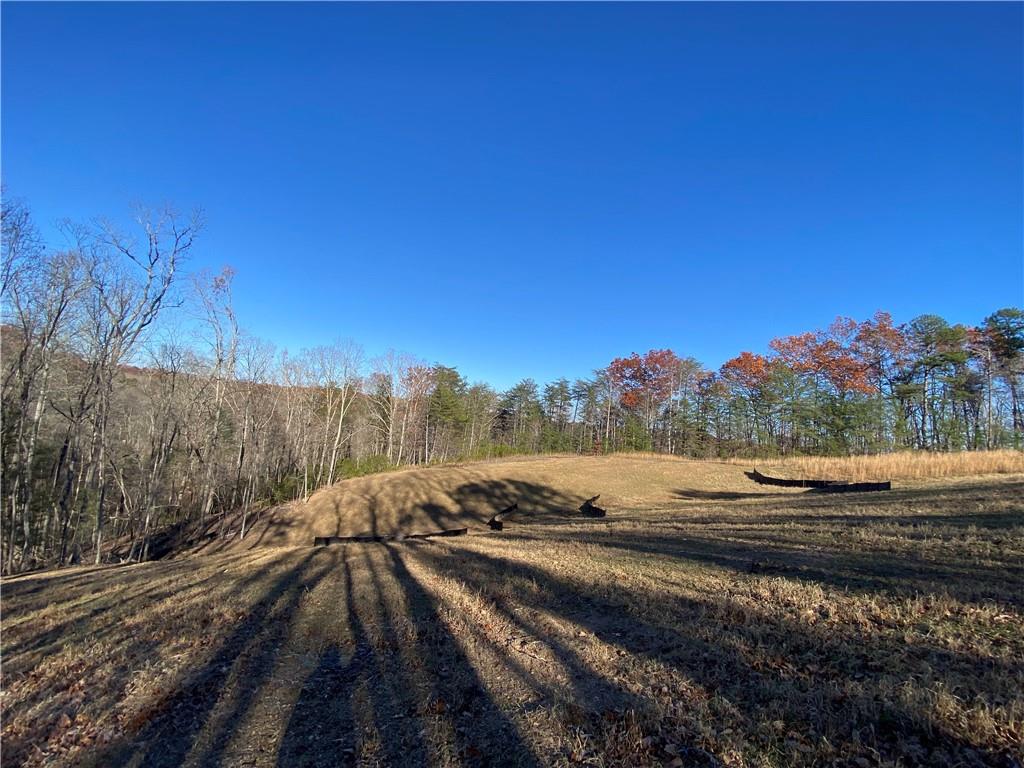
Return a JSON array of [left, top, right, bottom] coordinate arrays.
[[810, 480, 891, 493], [400, 528, 469, 540], [745, 468, 840, 489], [579, 495, 606, 518], [314, 528, 468, 546], [315, 534, 383, 544], [487, 502, 518, 531], [745, 468, 891, 493]]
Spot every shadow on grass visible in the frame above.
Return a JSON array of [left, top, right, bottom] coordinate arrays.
[[406, 534, 1022, 767], [3, 478, 1020, 767], [276, 544, 539, 766], [96, 550, 328, 767], [673, 488, 792, 501], [36, 544, 542, 768]]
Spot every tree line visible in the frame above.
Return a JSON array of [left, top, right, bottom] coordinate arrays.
[[2, 199, 1022, 572]]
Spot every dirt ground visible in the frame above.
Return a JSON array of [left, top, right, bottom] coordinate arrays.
[[2, 457, 1022, 767]]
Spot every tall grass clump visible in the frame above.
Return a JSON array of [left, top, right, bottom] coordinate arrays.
[[756, 450, 1024, 481]]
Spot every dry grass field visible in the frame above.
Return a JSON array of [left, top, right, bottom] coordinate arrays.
[[2, 454, 1022, 767], [737, 449, 1024, 483], [185, 454, 803, 552]]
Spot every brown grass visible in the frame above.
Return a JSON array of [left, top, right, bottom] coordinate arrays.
[[203, 452, 1022, 554], [192, 454, 801, 552], [3, 458, 1022, 767], [728, 449, 1024, 482]]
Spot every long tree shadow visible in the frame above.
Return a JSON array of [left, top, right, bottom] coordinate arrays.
[[8, 541, 545, 767], [8, 476, 1020, 767], [498, 521, 1023, 609], [405, 540, 1021, 767], [295, 545, 451, 765], [385, 543, 540, 766], [3, 550, 319, 767], [673, 488, 789, 500], [95, 550, 330, 767], [277, 549, 384, 766], [277, 544, 540, 767], [2, 552, 318, 765], [276, 645, 356, 763], [449, 478, 581, 519], [2, 552, 268, 663]]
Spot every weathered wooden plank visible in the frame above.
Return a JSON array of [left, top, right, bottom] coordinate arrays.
[[745, 468, 839, 488], [745, 469, 891, 493], [487, 503, 518, 530], [314, 528, 468, 546], [811, 481, 891, 493]]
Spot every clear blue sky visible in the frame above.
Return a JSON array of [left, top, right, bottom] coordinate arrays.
[[3, 2, 1021, 389]]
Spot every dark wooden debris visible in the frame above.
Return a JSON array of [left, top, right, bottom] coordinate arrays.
[[745, 468, 890, 493], [810, 480, 891, 493], [314, 528, 468, 546], [487, 502, 518, 531], [579, 495, 607, 518], [745, 468, 838, 488]]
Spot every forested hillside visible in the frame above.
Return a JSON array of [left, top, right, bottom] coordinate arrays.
[[2, 198, 1022, 572]]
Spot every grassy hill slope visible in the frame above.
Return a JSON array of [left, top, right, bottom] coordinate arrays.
[[195, 455, 802, 552], [4, 473, 1022, 767]]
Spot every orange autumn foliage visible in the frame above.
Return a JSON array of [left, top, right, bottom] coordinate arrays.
[[719, 351, 771, 393], [769, 317, 875, 395], [609, 349, 680, 410]]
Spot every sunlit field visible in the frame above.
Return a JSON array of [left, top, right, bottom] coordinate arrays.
[[4, 1, 1022, 765], [733, 449, 1024, 483], [3, 455, 1021, 767]]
